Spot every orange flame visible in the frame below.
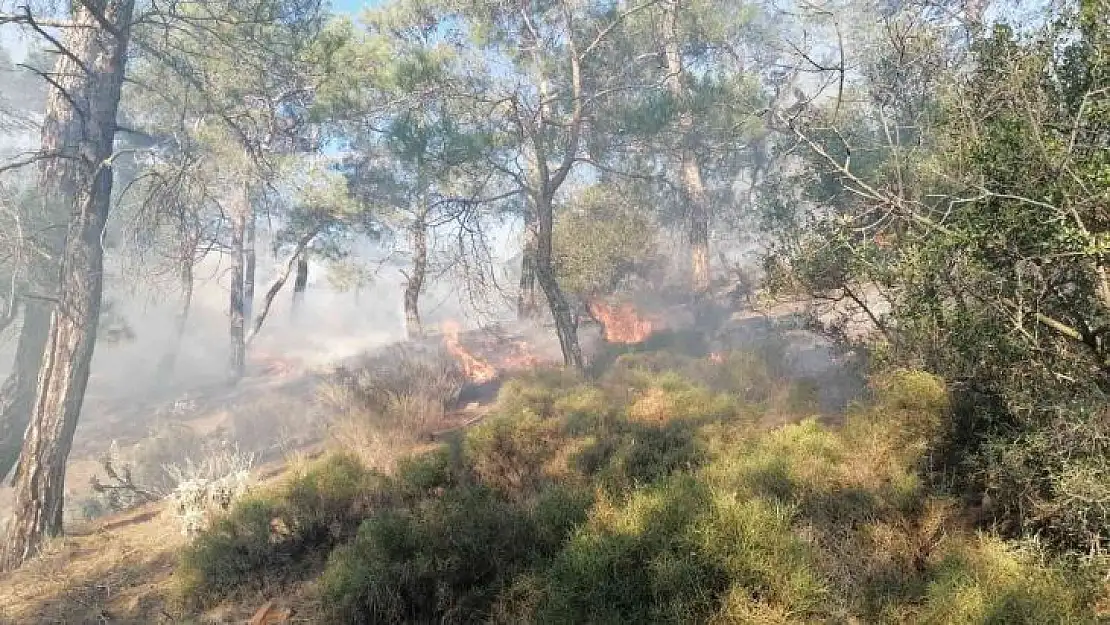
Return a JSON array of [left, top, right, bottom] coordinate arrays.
[[441, 321, 498, 383], [589, 300, 655, 344], [708, 352, 724, 364]]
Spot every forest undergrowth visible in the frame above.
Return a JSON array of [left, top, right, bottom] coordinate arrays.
[[173, 341, 1107, 624]]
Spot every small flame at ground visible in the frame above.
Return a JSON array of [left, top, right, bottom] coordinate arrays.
[[589, 301, 655, 344], [708, 352, 725, 364], [441, 321, 498, 383]]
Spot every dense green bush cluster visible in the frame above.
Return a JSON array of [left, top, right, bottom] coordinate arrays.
[[176, 352, 1101, 622]]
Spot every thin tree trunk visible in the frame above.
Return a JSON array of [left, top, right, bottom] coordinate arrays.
[[663, 0, 711, 298], [227, 186, 248, 383], [155, 259, 193, 382], [0, 303, 51, 481], [534, 195, 583, 368], [685, 158, 710, 295], [517, 207, 540, 320], [1, 0, 133, 570], [404, 212, 427, 339], [243, 207, 256, 323], [291, 252, 307, 320], [246, 229, 318, 345]]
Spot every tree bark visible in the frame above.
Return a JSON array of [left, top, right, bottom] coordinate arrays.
[[517, 207, 540, 320], [246, 229, 318, 345], [227, 185, 249, 383], [291, 252, 307, 320], [685, 158, 710, 296], [534, 195, 583, 369], [243, 207, 256, 323], [404, 211, 428, 339], [0, 303, 51, 481], [1, 0, 134, 570], [663, 0, 711, 298]]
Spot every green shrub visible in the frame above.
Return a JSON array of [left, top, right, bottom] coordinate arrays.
[[588, 330, 709, 375], [600, 351, 703, 391], [182, 356, 1103, 622], [870, 370, 949, 423], [392, 445, 460, 497], [915, 538, 1095, 624], [176, 496, 285, 606], [319, 485, 590, 624], [281, 453, 385, 546], [176, 453, 383, 607], [590, 421, 704, 494], [698, 495, 829, 621], [533, 476, 729, 625], [493, 367, 585, 418], [704, 350, 777, 401], [466, 412, 564, 497], [550, 385, 614, 431]]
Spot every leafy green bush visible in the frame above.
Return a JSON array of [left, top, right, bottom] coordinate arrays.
[[176, 496, 286, 606], [492, 368, 586, 419], [319, 485, 591, 624], [915, 538, 1095, 624], [531, 477, 731, 624], [552, 184, 659, 302], [176, 453, 384, 607], [466, 412, 564, 496]]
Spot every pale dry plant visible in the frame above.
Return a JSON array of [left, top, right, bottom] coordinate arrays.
[[319, 344, 465, 470], [164, 441, 255, 538]]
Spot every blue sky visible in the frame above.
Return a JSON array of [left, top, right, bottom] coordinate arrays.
[[332, 0, 382, 17]]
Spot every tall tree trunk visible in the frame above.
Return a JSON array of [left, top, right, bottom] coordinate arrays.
[[1, 0, 133, 570], [291, 252, 307, 320], [0, 303, 51, 481], [404, 212, 427, 339], [243, 207, 256, 323], [663, 0, 711, 298], [534, 195, 583, 368], [155, 258, 193, 383], [684, 158, 710, 296], [227, 186, 248, 383], [517, 208, 540, 320]]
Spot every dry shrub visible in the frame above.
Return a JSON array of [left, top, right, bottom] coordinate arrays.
[[322, 343, 465, 416], [319, 344, 465, 469], [128, 421, 206, 496], [165, 442, 255, 537], [81, 423, 205, 518]]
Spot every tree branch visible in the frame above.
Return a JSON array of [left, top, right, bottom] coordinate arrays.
[[245, 227, 320, 345]]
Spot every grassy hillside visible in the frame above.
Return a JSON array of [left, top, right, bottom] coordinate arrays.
[[173, 348, 1104, 623]]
